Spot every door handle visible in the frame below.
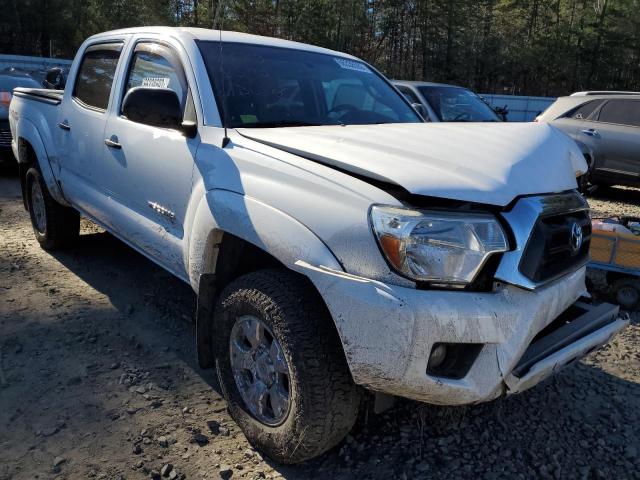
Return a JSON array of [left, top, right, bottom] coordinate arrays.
[[104, 138, 122, 149], [57, 122, 70, 131], [581, 128, 599, 137]]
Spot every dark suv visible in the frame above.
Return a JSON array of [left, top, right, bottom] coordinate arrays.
[[536, 92, 640, 189]]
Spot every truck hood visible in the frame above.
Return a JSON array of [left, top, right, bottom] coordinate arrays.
[[236, 122, 583, 206]]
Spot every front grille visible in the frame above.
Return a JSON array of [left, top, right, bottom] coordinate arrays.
[[519, 209, 591, 283], [0, 120, 11, 147]]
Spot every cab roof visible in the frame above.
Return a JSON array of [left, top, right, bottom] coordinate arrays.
[[88, 26, 357, 60], [392, 80, 466, 89]]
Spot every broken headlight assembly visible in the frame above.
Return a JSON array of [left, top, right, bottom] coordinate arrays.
[[370, 205, 508, 286]]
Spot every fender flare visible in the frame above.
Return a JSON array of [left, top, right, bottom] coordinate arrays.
[[188, 189, 344, 368], [16, 117, 68, 205], [187, 189, 343, 292]]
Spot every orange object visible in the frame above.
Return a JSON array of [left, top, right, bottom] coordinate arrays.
[[590, 230, 640, 269], [0, 91, 11, 108]]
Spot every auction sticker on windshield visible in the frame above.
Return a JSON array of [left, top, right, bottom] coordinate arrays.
[[334, 58, 372, 74]]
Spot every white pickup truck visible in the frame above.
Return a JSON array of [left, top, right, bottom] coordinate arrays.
[[9, 27, 628, 463]]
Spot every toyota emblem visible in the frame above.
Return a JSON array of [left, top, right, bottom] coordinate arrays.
[[570, 222, 583, 254]]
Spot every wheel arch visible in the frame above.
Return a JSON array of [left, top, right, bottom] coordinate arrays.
[[15, 118, 68, 206], [187, 189, 343, 291], [573, 138, 595, 170], [191, 189, 348, 369]]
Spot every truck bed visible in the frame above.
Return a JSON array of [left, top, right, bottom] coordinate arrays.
[[12, 88, 64, 105]]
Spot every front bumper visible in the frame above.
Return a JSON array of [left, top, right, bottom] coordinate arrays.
[[298, 262, 628, 405]]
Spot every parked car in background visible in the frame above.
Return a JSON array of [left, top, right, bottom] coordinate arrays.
[[393, 81, 502, 122], [0, 71, 40, 166], [536, 92, 640, 189]]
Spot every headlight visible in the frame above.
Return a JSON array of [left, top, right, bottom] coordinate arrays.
[[370, 205, 508, 285]]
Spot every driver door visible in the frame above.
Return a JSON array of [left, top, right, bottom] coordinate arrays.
[[98, 40, 200, 278]]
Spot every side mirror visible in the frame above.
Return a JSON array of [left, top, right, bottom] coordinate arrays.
[[122, 87, 196, 137], [411, 102, 429, 121], [43, 67, 65, 90]]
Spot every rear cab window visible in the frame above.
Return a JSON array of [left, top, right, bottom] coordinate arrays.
[[72, 42, 124, 111]]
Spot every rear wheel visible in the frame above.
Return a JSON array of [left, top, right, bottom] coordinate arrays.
[[213, 269, 361, 464], [25, 167, 79, 250], [612, 277, 640, 310]]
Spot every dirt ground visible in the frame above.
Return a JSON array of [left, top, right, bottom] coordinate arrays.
[[0, 172, 639, 480]]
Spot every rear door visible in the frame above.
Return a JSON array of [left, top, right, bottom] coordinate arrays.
[[590, 99, 640, 180], [57, 42, 124, 206]]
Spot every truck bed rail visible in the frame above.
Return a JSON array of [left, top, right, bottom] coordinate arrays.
[[12, 88, 63, 106]]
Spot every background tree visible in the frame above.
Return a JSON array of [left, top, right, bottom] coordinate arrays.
[[1, 0, 639, 95]]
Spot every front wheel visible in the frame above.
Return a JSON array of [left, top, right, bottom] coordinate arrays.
[[25, 167, 79, 250], [213, 269, 361, 464]]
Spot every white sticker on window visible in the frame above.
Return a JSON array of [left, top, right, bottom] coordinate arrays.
[[141, 77, 170, 88], [334, 58, 372, 74]]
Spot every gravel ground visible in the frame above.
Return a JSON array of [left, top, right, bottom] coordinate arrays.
[[0, 173, 639, 480]]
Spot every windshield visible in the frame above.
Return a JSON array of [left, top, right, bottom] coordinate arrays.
[[418, 86, 500, 122], [197, 41, 421, 128]]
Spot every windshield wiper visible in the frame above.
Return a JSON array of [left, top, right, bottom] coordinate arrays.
[[240, 120, 322, 128]]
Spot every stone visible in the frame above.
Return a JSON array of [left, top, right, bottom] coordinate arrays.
[[190, 433, 209, 446], [161, 464, 173, 477], [219, 465, 233, 479]]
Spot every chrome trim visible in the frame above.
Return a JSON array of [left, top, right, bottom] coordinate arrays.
[[495, 192, 589, 290], [148, 201, 176, 221]]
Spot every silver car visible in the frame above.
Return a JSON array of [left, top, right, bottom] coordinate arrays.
[[392, 80, 502, 122], [536, 92, 640, 189]]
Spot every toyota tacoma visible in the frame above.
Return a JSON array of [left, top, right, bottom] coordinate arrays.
[[8, 27, 628, 463]]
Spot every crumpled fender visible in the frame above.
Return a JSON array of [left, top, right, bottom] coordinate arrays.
[[186, 188, 343, 292]]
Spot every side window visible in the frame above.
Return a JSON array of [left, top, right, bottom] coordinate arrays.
[[569, 100, 602, 120], [398, 86, 420, 105], [123, 43, 187, 113], [598, 100, 640, 127], [73, 43, 123, 110]]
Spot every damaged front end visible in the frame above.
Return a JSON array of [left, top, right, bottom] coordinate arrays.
[[504, 299, 626, 395], [297, 192, 629, 405]]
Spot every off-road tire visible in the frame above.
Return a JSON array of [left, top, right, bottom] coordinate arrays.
[[213, 269, 361, 464], [25, 167, 79, 250], [611, 277, 640, 310]]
